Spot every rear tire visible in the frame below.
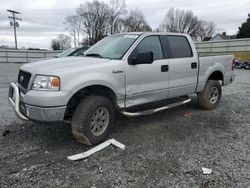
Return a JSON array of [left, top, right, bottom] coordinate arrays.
[[71, 95, 115, 145], [197, 80, 221, 110]]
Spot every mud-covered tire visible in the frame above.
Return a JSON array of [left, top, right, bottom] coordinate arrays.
[[71, 95, 115, 146], [197, 80, 222, 110]]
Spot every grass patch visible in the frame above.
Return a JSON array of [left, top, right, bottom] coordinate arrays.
[[234, 52, 250, 62]]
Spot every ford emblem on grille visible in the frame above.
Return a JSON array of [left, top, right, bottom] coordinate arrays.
[[19, 75, 24, 83]]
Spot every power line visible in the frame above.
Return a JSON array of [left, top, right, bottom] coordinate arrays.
[[7, 9, 22, 49]]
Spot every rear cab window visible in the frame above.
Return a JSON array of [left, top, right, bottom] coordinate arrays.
[[162, 35, 193, 59]]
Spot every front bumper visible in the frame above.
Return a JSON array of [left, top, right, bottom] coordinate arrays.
[[8, 83, 66, 122]]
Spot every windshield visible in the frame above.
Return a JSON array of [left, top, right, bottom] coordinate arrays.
[[56, 48, 76, 58], [84, 34, 139, 60], [71, 47, 89, 56]]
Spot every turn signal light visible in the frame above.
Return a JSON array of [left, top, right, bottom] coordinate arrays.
[[51, 77, 60, 88]]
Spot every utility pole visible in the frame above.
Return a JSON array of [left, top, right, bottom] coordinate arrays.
[[7, 9, 21, 49]]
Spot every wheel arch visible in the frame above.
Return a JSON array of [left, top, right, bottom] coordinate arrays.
[[207, 70, 224, 83], [64, 84, 118, 119]]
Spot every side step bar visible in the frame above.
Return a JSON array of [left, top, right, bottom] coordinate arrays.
[[121, 97, 191, 117]]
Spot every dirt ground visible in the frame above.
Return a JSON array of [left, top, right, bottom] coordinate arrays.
[[0, 63, 249, 188]]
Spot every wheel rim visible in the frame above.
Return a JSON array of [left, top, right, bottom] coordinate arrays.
[[209, 87, 219, 104], [90, 107, 109, 136]]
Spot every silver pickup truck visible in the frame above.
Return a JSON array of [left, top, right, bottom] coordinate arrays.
[[9, 32, 235, 145]]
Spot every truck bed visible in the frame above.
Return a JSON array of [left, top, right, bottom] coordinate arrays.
[[196, 54, 234, 92]]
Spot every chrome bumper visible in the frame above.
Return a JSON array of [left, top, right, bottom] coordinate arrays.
[[8, 83, 66, 122], [8, 83, 29, 120]]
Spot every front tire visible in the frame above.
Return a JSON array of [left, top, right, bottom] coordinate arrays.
[[71, 95, 115, 145], [197, 80, 222, 110]]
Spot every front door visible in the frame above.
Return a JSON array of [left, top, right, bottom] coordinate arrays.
[[125, 35, 169, 108]]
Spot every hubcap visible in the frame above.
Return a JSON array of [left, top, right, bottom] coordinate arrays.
[[209, 87, 219, 104], [90, 107, 109, 136]]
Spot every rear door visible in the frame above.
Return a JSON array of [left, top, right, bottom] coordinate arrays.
[[161, 35, 198, 98]]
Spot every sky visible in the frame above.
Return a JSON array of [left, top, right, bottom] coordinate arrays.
[[0, 0, 249, 49]]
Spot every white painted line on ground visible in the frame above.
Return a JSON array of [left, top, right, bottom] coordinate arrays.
[[67, 139, 125, 161]]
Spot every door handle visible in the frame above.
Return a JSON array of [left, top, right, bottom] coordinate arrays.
[[191, 62, 197, 69], [112, 69, 123, 74], [161, 65, 169, 72]]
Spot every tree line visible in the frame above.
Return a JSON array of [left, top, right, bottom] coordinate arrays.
[[51, 0, 220, 50], [63, 0, 151, 47], [157, 8, 216, 41]]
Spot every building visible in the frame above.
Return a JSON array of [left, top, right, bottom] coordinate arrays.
[[209, 32, 236, 41]]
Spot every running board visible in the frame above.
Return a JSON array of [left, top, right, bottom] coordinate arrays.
[[121, 97, 191, 117]]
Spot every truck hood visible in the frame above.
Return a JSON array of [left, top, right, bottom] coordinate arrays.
[[21, 57, 111, 75]]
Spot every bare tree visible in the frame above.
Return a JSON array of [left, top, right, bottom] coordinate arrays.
[[64, 15, 82, 47], [57, 34, 71, 49], [159, 8, 202, 39], [123, 9, 152, 32], [108, 0, 127, 34], [158, 8, 217, 40], [112, 17, 125, 33], [51, 34, 71, 50], [198, 21, 216, 40], [64, 0, 153, 44], [77, 0, 110, 45], [50, 39, 61, 50]]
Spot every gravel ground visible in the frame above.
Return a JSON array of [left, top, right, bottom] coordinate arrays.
[[0, 63, 249, 188]]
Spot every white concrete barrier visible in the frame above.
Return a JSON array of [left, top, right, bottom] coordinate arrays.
[[195, 38, 250, 55], [1, 38, 250, 63], [0, 49, 62, 63]]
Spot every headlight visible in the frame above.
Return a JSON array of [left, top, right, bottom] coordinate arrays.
[[32, 75, 60, 91]]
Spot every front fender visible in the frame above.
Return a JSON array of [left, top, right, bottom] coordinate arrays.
[[64, 72, 126, 108]]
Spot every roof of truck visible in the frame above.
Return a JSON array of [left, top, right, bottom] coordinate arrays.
[[118, 32, 189, 37]]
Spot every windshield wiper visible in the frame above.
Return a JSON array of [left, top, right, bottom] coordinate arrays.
[[85, 53, 103, 58]]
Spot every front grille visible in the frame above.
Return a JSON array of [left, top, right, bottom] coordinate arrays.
[[18, 70, 31, 90]]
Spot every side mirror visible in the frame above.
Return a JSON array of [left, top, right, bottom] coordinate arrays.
[[128, 51, 153, 65]]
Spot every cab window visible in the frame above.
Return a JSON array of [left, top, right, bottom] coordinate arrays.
[[132, 36, 163, 61], [166, 36, 193, 58]]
